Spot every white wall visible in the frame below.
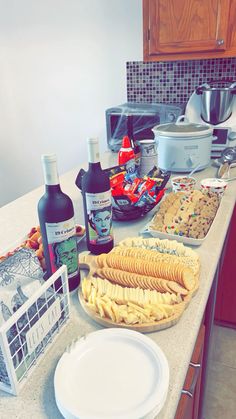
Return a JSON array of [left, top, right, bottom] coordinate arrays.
[[0, 0, 142, 207]]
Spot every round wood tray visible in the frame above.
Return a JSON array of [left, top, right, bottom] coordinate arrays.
[[79, 289, 186, 333], [78, 250, 200, 333]]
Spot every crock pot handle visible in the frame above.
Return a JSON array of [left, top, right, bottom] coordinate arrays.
[[151, 128, 159, 148], [175, 115, 190, 125], [230, 81, 236, 93]]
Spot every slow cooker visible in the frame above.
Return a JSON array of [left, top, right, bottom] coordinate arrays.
[[152, 115, 214, 172]]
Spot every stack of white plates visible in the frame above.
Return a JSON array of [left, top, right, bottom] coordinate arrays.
[[54, 328, 169, 419]]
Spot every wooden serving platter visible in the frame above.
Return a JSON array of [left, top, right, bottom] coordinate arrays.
[[78, 250, 199, 333], [79, 288, 186, 333]]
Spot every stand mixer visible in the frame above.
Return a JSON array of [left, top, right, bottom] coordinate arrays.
[[185, 80, 236, 159]]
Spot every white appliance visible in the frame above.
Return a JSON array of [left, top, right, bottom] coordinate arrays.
[[185, 91, 236, 159], [152, 116, 214, 172]]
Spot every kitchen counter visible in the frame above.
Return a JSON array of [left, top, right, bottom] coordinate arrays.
[[0, 152, 235, 419]]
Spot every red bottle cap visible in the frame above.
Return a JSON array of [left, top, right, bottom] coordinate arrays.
[[118, 136, 135, 165], [122, 136, 132, 149]]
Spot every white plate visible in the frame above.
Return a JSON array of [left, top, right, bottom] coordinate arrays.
[[54, 328, 169, 419]]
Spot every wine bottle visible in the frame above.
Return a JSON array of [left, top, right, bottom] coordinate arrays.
[[82, 138, 114, 255], [38, 154, 80, 292]]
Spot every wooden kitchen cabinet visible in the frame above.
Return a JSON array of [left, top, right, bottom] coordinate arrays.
[[215, 204, 236, 327], [175, 324, 205, 419], [143, 0, 236, 61]]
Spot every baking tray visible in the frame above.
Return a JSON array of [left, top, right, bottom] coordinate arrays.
[[141, 195, 221, 246]]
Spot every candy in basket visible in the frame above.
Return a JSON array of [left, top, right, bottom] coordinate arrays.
[[107, 163, 170, 220], [76, 163, 170, 221]]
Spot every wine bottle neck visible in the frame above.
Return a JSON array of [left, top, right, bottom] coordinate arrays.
[[41, 154, 60, 186], [45, 184, 62, 193], [88, 162, 102, 171], [87, 138, 100, 163]]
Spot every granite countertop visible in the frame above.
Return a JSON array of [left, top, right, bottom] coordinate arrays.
[[0, 152, 235, 419]]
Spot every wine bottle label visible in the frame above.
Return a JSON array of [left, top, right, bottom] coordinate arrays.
[[85, 191, 113, 245], [45, 217, 79, 278]]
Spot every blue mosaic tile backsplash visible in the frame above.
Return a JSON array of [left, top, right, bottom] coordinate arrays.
[[126, 58, 236, 104]]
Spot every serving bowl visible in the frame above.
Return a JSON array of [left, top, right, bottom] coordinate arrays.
[[112, 189, 166, 221], [171, 176, 196, 193], [200, 178, 227, 198]]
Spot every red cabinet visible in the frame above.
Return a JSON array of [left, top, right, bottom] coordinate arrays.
[[215, 204, 236, 327], [175, 324, 205, 419]]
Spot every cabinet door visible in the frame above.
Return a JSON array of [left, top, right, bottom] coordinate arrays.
[[175, 324, 205, 419], [215, 204, 236, 326], [143, 0, 232, 60]]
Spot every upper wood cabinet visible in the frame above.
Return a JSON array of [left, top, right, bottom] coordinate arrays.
[[143, 0, 236, 61]]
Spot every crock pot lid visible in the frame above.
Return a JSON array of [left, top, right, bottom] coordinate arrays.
[[154, 116, 213, 137]]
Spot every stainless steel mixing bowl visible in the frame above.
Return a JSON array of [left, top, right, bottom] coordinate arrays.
[[196, 81, 236, 125]]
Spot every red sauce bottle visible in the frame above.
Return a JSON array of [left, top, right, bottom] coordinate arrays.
[[118, 136, 135, 165]]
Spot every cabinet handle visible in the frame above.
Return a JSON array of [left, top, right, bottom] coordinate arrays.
[[181, 363, 201, 398], [189, 362, 201, 368], [216, 39, 224, 46], [182, 389, 194, 398]]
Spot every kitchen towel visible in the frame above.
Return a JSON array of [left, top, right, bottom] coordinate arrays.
[[0, 247, 44, 327]]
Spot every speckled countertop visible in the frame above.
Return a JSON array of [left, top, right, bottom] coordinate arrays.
[[0, 152, 235, 419]]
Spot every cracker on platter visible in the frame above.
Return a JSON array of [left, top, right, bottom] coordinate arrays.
[[118, 236, 199, 260], [80, 237, 199, 327], [96, 253, 195, 291], [111, 246, 199, 275]]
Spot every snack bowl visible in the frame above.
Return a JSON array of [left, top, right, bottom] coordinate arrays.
[[76, 164, 170, 222], [171, 176, 196, 193], [112, 189, 166, 221], [200, 178, 227, 198], [109, 166, 170, 221]]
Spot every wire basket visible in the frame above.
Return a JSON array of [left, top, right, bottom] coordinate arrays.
[[0, 266, 70, 395]]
